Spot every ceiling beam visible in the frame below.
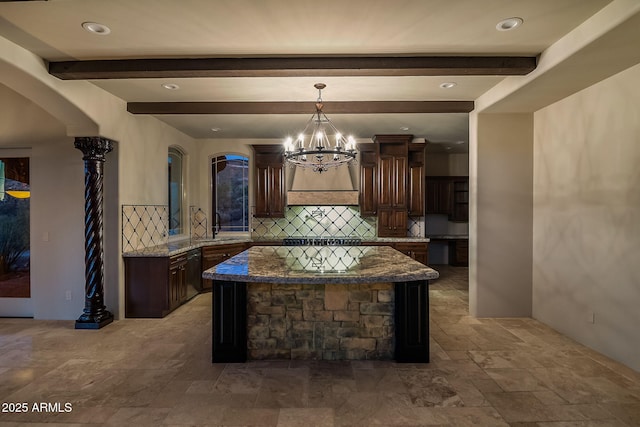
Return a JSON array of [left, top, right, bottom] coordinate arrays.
[[127, 101, 474, 115], [50, 56, 536, 80]]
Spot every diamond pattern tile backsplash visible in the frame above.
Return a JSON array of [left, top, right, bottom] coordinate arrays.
[[190, 206, 208, 239], [252, 206, 375, 239], [252, 205, 424, 239], [123, 204, 424, 251], [122, 205, 169, 252]]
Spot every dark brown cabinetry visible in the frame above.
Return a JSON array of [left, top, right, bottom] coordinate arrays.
[[378, 144, 407, 210], [378, 209, 407, 238], [408, 146, 425, 217], [125, 248, 200, 318], [426, 176, 468, 222], [426, 177, 452, 215], [451, 179, 469, 222], [363, 241, 429, 266], [374, 135, 417, 238], [449, 239, 469, 266], [169, 253, 188, 312], [252, 145, 285, 218], [358, 143, 378, 216], [201, 243, 248, 291], [395, 242, 429, 266]]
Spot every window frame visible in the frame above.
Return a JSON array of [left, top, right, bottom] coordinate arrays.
[[168, 146, 186, 239], [210, 153, 250, 237]]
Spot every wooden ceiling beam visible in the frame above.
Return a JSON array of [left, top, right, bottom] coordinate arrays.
[[50, 56, 536, 80], [127, 101, 475, 115]]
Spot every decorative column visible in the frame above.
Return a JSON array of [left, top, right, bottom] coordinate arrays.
[[74, 137, 114, 329]]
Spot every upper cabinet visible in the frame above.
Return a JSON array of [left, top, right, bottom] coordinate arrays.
[[378, 141, 407, 210], [451, 178, 469, 222], [251, 145, 286, 218], [425, 177, 452, 216], [408, 145, 425, 217], [425, 176, 468, 222], [369, 135, 424, 238]]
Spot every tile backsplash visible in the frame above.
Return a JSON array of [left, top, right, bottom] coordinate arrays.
[[252, 206, 375, 239], [121, 205, 168, 252], [123, 204, 425, 251], [252, 205, 425, 239]]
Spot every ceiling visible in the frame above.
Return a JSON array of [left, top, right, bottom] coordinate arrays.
[[0, 0, 615, 153]]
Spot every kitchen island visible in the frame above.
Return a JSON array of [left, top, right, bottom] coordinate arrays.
[[203, 245, 439, 363]]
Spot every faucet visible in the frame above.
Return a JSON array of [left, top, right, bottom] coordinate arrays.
[[214, 212, 221, 234]]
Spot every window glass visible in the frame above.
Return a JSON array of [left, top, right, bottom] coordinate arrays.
[[212, 155, 249, 233], [168, 147, 184, 236], [0, 157, 30, 298]]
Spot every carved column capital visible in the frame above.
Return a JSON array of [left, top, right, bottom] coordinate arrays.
[[74, 137, 114, 162]]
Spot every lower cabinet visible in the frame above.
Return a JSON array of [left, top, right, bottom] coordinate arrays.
[[363, 241, 429, 266], [168, 253, 188, 313], [449, 239, 469, 266], [125, 252, 184, 318], [394, 242, 429, 266], [125, 248, 200, 318], [125, 243, 249, 318]]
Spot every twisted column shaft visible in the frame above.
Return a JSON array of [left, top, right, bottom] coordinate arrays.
[[74, 137, 114, 329]]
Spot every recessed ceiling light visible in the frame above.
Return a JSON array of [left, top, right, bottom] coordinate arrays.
[[400, 127, 410, 131], [161, 83, 180, 90], [81, 22, 111, 35], [440, 82, 457, 89], [211, 127, 221, 132], [496, 17, 523, 31]]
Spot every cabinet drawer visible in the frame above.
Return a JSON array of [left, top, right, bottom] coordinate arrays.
[[169, 253, 188, 268], [202, 243, 246, 258]]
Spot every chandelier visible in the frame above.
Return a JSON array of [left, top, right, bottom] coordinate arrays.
[[284, 83, 357, 173]]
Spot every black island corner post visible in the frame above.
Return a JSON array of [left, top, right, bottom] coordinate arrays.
[[74, 136, 115, 330]]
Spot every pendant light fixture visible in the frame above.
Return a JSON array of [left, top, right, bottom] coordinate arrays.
[[284, 83, 357, 173]]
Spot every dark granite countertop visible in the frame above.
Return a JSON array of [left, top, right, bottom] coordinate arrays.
[[122, 237, 254, 257], [202, 245, 439, 284]]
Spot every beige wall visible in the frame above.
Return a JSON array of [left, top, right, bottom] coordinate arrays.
[[470, 113, 533, 317], [533, 63, 640, 371], [0, 84, 85, 319], [1, 36, 200, 319], [425, 152, 469, 177]]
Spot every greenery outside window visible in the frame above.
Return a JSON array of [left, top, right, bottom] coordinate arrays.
[[168, 147, 184, 236], [212, 154, 249, 233]]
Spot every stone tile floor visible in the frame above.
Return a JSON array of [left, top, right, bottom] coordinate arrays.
[[1, 265, 639, 426]]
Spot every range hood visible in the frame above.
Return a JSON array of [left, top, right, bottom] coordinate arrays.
[[287, 164, 359, 206]]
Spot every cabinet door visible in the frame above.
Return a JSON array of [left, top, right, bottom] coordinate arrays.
[[268, 164, 286, 217], [451, 179, 469, 222], [396, 242, 428, 265], [254, 164, 270, 217], [359, 147, 378, 216], [426, 178, 452, 215], [378, 155, 394, 209], [408, 163, 424, 217], [252, 145, 285, 218], [393, 156, 407, 208], [378, 208, 407, 237], [168, 264, 182, 311]]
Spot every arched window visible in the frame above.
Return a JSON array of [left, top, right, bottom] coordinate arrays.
[[168, 147, 184, 236], [212, 154, 249, 233]]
